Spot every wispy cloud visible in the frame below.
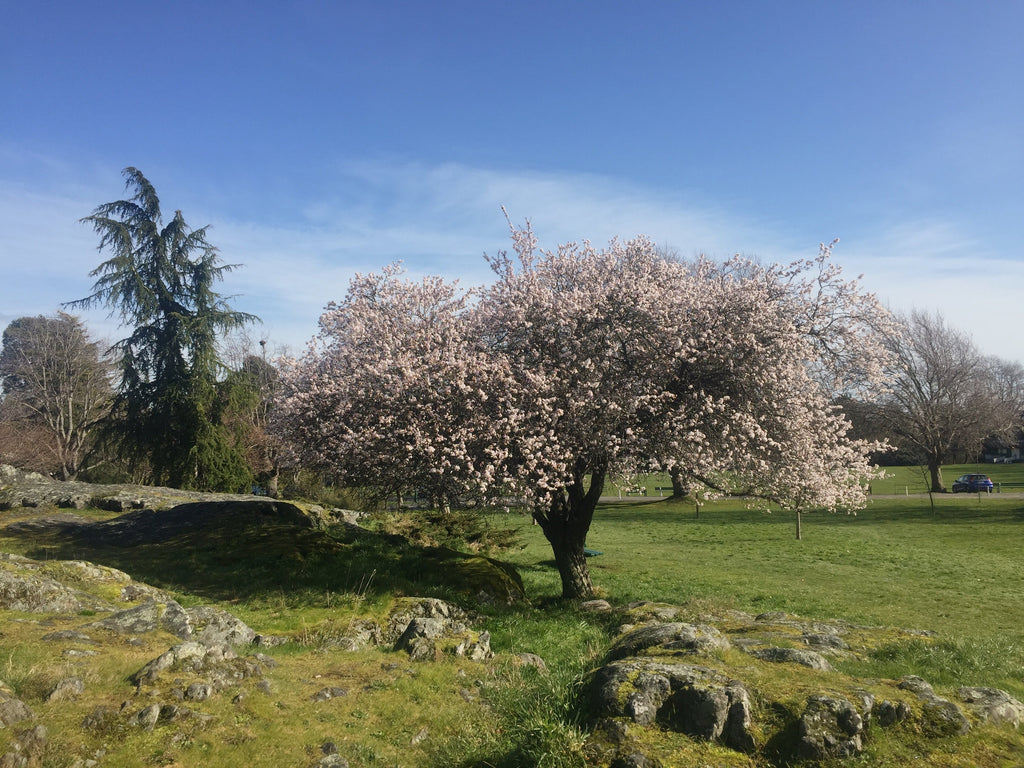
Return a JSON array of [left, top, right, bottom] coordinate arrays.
[[2, 158, 1022, 363]]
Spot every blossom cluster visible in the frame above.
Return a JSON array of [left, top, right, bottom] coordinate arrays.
[[274, 224, 892, 517]]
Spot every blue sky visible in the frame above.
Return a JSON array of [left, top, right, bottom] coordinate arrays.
[[2, 1, 1022, 362]]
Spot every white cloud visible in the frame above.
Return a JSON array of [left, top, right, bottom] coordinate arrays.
[[844, 219, 1024, 362], [2, 159, 1022, 365]]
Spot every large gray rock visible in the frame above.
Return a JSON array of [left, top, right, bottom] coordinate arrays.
[[0, 563, 113, 614], [0, 464, 274, 515], [607, 622, 731, 661], [385, 598, 469, 644], [748, 646, 834, 671], [798, 695, 866, 760], [186, 605, 256, 647], [84, 600, 256, 647], [0, 683, 33, 728], [131, 641, 242, 685], [86, 600, 193, 639], [899, 676, 971, 736], [958, 687, 1024, 727], [590, 659, 755, 752]]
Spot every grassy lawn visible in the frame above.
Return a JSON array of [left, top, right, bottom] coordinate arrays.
[[493, 492, 1024, 697], [868, 461, 1024, 494]]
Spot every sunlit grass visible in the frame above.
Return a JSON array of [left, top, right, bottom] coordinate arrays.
[[3, 481, 1024, 765], [496, 495, 1024, 635]]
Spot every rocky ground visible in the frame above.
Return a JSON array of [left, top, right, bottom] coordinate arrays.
[[1, 466, 1023, 766]]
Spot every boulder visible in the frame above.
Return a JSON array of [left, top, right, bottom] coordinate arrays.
[[899, 676, 970, 736], [0, 564, 113, 614], [385, 598, 469, 644], [590, 659, 755, 752], [45, 677, 84, 703], [958, 687, 1024, 727], [186, 605, 256, 647], [607, 622, 730, 661], [132, 641, 221, 684], [747, 646, 834, 671], [874, 699, 913, 727], [0, 684, 33, 728], [798, 694, 866, 760], [86, 600, 193, 639]]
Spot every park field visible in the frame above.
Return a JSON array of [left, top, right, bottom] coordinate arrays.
[[492, 490, 1024, 699], [608, 462, 1024, 498]]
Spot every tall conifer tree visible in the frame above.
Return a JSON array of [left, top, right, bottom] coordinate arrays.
[[70, 167, 257, 490]]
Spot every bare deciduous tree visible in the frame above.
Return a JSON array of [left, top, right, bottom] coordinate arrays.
[[879, 310, 1023, 492], [0, 312, 113, 479]]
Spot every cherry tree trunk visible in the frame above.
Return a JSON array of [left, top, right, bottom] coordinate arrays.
[[535, 460, 606, 600], [670, 466, 686, 499], [548, 522, 594, 599]]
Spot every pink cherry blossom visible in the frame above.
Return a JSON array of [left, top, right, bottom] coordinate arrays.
[[275, 223, 892, 598]]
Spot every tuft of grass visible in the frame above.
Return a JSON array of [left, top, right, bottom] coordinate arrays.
[[844, 635, 1024, 695]]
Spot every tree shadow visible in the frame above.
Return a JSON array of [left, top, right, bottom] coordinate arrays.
[[2, 509, 523, 607]]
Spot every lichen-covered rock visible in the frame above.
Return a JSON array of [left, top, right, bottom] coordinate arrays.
[[798, 695, 866, 760], [0, 724, 46, 768], [86, 600, 193, 639], [43, 560, 132, 584], [899, 676, 971, 736], [748, 646, 834, 671], [119, 583, 173, 603], [45, 677, 84, 703], [0, 683, 33, 727], [608, 622, 731, 661], [385, 598, 469, 644], [0, 563, 114, 614], [590, 659, 755, 752], [131, 641, 223, 684], [874, 699, 913, 726], [186, 605, 256, 647], [801, 632, 849, 652], [333, 618, 382, 651], [957, 687, 1024, 727], [921, 697, 972, 736], [454, 630, 492, 661]]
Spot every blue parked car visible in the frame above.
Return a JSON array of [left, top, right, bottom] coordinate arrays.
[[951, 473, 994, 493]]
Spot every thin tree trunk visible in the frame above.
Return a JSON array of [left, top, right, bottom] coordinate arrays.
[[795, 509, 802, 540], [928, 456, 944, 493], [670, 466, 686, 499]]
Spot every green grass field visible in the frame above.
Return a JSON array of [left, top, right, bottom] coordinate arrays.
[[869, 461, 1024, 494], [492, 491, 1024, 698]]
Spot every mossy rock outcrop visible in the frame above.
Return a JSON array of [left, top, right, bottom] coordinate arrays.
[[586, 602, 1024, 766]]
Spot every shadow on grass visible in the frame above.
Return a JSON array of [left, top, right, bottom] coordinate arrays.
[[3, 515, 522, 608]]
